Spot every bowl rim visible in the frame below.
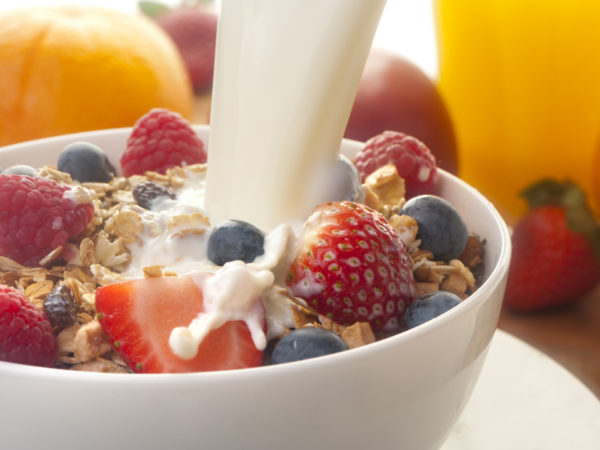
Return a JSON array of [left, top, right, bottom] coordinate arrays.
[[0, 127, 512, 382]]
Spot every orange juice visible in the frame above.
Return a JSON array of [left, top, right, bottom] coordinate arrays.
[[434, 0, 600, 222], [596, 143, 600, 206]]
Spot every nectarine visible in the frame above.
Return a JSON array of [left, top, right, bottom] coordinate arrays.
[[345, 49, 458, 174]]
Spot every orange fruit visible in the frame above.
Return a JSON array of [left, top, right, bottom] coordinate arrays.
[[0, 6, 194, 146]]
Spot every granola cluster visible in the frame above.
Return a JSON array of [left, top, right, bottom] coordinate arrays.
[[0, 162, 484, 372]]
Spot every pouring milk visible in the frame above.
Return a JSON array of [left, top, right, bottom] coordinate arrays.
[[169, 0, 386, 358], [206, 0, 387, 232]]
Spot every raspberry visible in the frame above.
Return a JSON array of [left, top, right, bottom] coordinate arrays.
[[0, 285, 57, 367], [0, 174, 94, 267], [354, 131, 438, 199], [121, 108, 207, 177]]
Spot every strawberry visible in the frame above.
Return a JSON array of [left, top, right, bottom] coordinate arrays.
[[504, 180, 600, 312], [286, 201, 417, 333], [96, 275, 264, 373]]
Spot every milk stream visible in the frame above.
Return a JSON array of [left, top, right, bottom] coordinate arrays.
[[169, 0, 386, 357], [206, 0, 387, 232]]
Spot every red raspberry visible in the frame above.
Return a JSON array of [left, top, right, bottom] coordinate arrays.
[[286, 201, 417, 333], [354, 131, 438, 199], [121, 108, 207, 177], [0, 285, 57, 367], [156, 7, 218, 92], [0, 175, 94, 267]]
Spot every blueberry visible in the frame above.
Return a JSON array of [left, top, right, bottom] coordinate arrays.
[[58, 141, 115, 182], [207, 220, 265, 266], [331, 154, 364, 202], [270, 327, 349, 364], [400, 195, 468, 261], [43, 284, 77, 330], [3, 164, 38, 176], [133, 181, 176, 210], [405, 291, 462, 329], [313, 155, 364, 204]]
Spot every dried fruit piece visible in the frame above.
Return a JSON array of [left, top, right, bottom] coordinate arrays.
[[43, 284, 77, 330], [132, 181, 176, 210]]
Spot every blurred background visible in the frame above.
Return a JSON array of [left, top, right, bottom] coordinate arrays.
[[0, 0, 599, 397], [0, 0, 440, 74]]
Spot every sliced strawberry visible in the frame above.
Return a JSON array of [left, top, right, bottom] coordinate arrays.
[[96, 275, 264, 373]]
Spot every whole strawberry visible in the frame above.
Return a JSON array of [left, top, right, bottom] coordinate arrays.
[[120, 108, 207, 176], [155, 6, 218, 92], [286, 201, 417, 333], [0, 174, 94, 267], [353, 131, 438, 199], [504, 180, 600, 312], [0, 285, 57, 367]]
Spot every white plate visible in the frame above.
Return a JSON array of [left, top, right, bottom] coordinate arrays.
[[442, 330, 600, 449]]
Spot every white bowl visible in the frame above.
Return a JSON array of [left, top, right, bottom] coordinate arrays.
[[0, 127, 511, 450]]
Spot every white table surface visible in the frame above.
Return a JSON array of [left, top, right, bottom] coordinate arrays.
[[442, 330, 600, 449]]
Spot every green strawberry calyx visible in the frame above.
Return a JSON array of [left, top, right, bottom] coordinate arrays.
[[139, 0, 215, 19], [521, 179, 600, 258], [138, 1, 170, 18]]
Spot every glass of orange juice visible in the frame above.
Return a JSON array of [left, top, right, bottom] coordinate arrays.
[[433, 0, 600, 222]]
